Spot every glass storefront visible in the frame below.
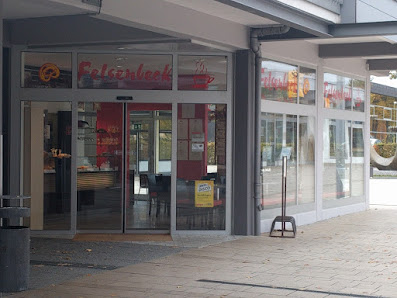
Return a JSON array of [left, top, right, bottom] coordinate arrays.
[[260, 60, 367, 221], [20, 51, 230, 234]]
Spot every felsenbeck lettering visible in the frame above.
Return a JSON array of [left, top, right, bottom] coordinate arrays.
[[78, 62, 172, 82]]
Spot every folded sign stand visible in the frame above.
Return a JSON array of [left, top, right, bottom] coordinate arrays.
[[269, 156, 297, 238]]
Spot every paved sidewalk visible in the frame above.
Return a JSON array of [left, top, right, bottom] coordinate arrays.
[[8, 207, 397, 298]]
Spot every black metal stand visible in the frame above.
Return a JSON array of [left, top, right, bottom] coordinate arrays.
[[269, 156, 296, 238]]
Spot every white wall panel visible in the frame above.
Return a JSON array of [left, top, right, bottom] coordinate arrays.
[[98, 0, 249, 50]]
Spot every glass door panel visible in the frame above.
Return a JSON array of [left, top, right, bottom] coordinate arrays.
[[22, 101, 72, 230], [126, 104, 172, 230], [77, 102, 123, 230]]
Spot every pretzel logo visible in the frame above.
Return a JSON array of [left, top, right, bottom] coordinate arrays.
[[39, 63, 60, 82]]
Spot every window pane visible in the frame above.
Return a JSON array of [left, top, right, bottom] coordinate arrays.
[[353, 80, 365, 112], [78, 54, 172, 90], [299, 67, 316, 105], [261, 60, 298, 103], [324, 73, 352, 110], [323, 119, 351, 204], [159, 132, 172, 160], [178, 56, 227, 90], [22, 52, 72, 88], [176, 104, 226, 230]]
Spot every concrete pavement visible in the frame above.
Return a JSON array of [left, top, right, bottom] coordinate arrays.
[[8, 207, 397, 297]]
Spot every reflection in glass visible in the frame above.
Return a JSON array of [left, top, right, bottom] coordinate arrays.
[[324, 73, 352, 110], [261, 60, 298, 103], [299, 67, 316, 105], [23, 101, 72, 230], [261, 113, 297, 209], [77, 102, 123, 230], [298, 116, 315, 204], [353, 80, 366, 112], [176, 104, 226, 230], [352, 122, 364, 197]]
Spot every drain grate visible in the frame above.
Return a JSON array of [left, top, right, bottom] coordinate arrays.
[[30, 260, 119, 270]]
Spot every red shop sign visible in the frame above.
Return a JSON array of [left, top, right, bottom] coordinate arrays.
[[77, 56, 172, 90]]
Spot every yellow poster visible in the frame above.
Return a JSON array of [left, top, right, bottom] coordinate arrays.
[[195, 180, 214, 208]]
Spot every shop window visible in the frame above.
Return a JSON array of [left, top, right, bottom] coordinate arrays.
[[323, 119, 365, 207], [21, 52, 72, 88], [176, 104, 227, 230], [178, 56, 227, 91], [261, 60, 316, 105], [77, 54, 172, 90], [324, 73, 366, 112]]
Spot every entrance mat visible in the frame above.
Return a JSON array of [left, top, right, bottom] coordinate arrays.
[[73, 233, 172, 242]]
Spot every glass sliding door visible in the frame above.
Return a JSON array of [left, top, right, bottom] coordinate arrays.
[[77, 102, 172, 232], [126, 104, 172, 230], [77, 102, 123, 230]]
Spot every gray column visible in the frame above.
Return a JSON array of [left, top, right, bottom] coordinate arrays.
[[233, 50, 255, 235]]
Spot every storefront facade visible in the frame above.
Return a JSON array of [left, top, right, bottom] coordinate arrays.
[[10, 49, 233, 235], [3, 0, 397, 238]]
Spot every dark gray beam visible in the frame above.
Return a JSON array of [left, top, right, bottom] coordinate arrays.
[[214, 0, 331, 37], [368, 59, 397, 71], [371, 83, 397, 98], [319, 42, 397, 58], [329, 21, 397, 37]]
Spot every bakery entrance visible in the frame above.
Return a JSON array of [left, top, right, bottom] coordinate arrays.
[[77, 102, 171, 232]]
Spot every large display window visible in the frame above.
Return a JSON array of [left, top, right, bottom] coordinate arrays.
[[323, 119, 365, 208], [261, 113, 315, 212]]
